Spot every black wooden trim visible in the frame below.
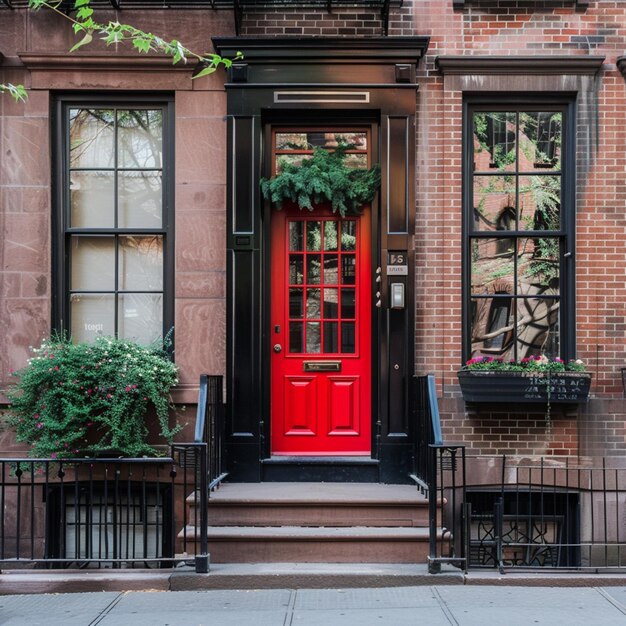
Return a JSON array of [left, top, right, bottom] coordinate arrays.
[[213, 36, 430, 62], [617, 57, 626, 79], [452, 0, 588, 9], [436, 55, 604, 76]]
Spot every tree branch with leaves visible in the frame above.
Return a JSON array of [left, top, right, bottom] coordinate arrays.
[[0, 0, 240, 101]]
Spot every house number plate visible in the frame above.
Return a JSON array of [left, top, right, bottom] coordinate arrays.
[[303, 361, 342, 372]]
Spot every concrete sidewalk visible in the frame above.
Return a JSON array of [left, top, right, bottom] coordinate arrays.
[[1, 585, 626, 625]]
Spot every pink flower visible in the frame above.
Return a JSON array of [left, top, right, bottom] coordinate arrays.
[[54, 366, 59, 371], [36, 422, 43, 429], [87, 389, 92, 395], [9, 368, 14, 374], [125, 386, 131, 392], [107, 394, 112, 399], [34, 413, 39, 419], [50, 453, 57, 459]]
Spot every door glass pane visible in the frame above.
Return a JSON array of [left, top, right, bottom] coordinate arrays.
[[518, 112, 561, 171], [70, 171, 115, 228], [70, 293, 115, 342], [323, 288, 339, 318], [118, 293, 163, 344], [118, 171, 162, 228], [323, 254, 338, 284], [306, 322, 321, 353], [473, 175, 515, 232], [307, 255, 321, 284], [306, 221, 321, 251], [518, 176, 560, 231], [341, 322, 355, 353], [289, 221, 304, 251], [118, 236, 163, 291], [341, 289, 356, 319], [306, 288, 320, 319], [69, 109, 114, 168], [323, 221, 338, 251], [70, 236, 115, 290], [289, 322, 303, 353], [289, 288, 304, 319], [324, 322, 338, 353], [117, 109, 162, 168], [341, 255, 356, 284], [516, 297, 560, 360], [289, 255, 304, 285], [341, 221, 357, 251]]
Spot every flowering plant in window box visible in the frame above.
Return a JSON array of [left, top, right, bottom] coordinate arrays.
[[457, 355, 591, 404], [6, 334, 181, 459]]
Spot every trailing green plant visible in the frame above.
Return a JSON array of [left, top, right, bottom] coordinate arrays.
[[462, 354, 586, 373], [260, 144, 381, 217], [6, 334, 180, 459]]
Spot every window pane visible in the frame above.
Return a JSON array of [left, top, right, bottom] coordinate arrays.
[[323, 254, 338, 284], [118, 171, 162, 228], [470, 238, 515, 296], [289, 221, 304, 251], [69, 109, 114, 168], [70, 293, 115, 342], [518, 176, 560, 231], [289, 288, 303, 319], [470, 296, 515, 361], [306, 221, 321, 251], [516, 297, 560, 360], [70, 171, 115, 228], [289, 322, 303, 353], [306, 322, 321, 353], [306, 288, 320, 319], [276, 154, 309, 172], [276, 133, 309, 150], [323, 288, 339, 318], [307, 255, 321, 284], [289, 255, 304, 285], [117, 110, 162, 169], [518, 112, 561, 171], [341, 255, 356, 284], [118, 236, 163, 291], [275, 131, 367, 151], [341, 322, 355, 353], [342, 153, 368, 169], [473, 175, 515, 232], [341, 221, 357, 251], [518, 237, 560, 295], [118, 293, 163, 344], [324, 322, 338, 353], [323, 221, 338, 251], [70, 236, 115, 290], [473, 112, 516, 172], [341, 289, 356, 319]]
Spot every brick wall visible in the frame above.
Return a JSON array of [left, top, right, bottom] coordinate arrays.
[[241, 0, 626, 459]]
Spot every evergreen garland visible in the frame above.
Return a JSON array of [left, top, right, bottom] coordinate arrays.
[[260, 144, 381, 217]]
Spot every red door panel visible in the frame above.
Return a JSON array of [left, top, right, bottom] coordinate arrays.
[[270, 205, 371, 455]]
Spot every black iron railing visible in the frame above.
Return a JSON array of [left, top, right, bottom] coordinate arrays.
[[0, 443, 209, 572], [465, 456, 626, 572], [194, 374, 228, 491], [411, 374, 467, 573]]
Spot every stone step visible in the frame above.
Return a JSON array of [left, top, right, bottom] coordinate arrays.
[[179, 525, 434, 563], [194, 482, 431, 528]]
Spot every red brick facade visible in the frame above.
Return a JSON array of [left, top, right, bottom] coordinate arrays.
[[2, 1, 626, 460]]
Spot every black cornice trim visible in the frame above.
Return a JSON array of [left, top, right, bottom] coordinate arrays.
[[453, 0, 588, 7], [436, 55, 605, 75], [617, 56, 626, 78], [213, 36, 430, 62]]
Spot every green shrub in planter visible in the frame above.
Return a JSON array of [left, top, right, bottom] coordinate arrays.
[[7, 335, 180, 459]]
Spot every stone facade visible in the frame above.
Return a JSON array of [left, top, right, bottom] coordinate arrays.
[[1, 1, 626, 461]]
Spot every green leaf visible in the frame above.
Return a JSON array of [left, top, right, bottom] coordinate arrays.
[[69, 31, 93, 53], [76, 6, 94, 20], [192, 65, 216, 79], [74, 0, 91, 6]]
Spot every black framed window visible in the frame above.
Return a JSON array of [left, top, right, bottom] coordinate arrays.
[[464, 100, 574, 362], [54, 98, 174, 344]]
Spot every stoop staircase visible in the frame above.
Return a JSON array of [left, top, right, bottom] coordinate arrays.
[[180, 482, 434, 564]]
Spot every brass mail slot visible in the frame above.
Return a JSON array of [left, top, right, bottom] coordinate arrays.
[[303, 361, 342, 372]]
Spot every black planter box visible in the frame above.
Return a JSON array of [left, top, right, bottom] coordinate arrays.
[[457, 370, 592, 404]]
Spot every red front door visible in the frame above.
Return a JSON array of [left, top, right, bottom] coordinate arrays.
[[270, 206, 372, 455]]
